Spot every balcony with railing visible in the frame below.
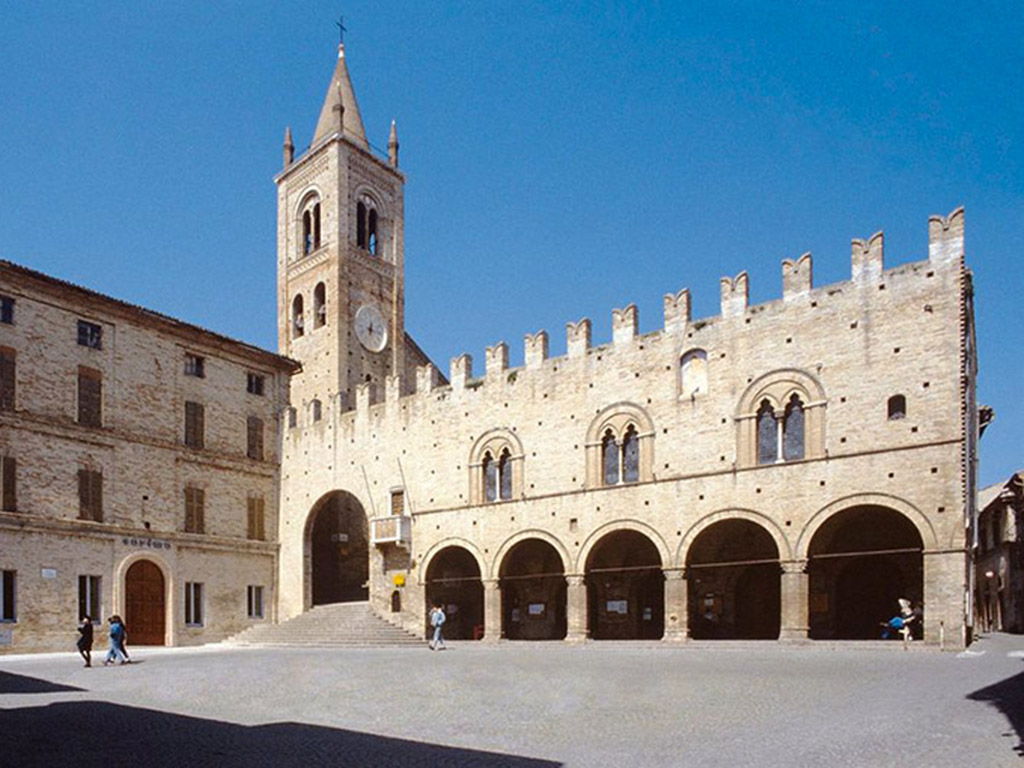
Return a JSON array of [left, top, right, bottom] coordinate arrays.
[[370, 515, 411, 548]]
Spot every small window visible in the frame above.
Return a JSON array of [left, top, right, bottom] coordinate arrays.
[[247, 373, 265, 396], [77, 320, 102, 350], [0, 296, 13, 325], [314, 283, 327, 328], [185, 354, 205, 378], [246, 416, 264, 461], [1, 455, 15, 512], [287, 406, 297, 429], [680, 349, 708, 398], [184, 486, 205, 534], [1, 570, 15, 622], [78, 575, 101, 622], [292, 295, 304, 338], [77, 367, 102, 428], [184, 401, 205, 449], [184, 582, 204, 626], [78, 469, 103, 522], [0, 347, 14, 411], [390, 489, 405, 516], [888, 395, 907, 421], [312, 399, 322, 422], [247, 585, 264, 619], [247, 496, 265, 541]]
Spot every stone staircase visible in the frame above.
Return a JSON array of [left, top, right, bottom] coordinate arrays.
[[224, 601, 424, 648]]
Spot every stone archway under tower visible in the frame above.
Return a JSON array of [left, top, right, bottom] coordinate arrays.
[[305, 490, 370, 607]]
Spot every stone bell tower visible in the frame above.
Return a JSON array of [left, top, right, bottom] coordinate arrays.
[[274, 42, 406, 415]]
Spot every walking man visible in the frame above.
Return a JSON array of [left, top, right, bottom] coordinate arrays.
[[76, 615, 94, 667], [428, 602, 446, 651]]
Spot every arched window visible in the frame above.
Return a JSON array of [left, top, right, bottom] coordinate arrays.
[[302, 210, 313, 255], [312, 203, 321, 250], [482, 449, 514, 502], [298, 193, 322, 257], [292, 295, 304, 338], [498, 448, 512, 500], [602, 429, 619, 485], [311, 399, 322, 422], [314, 283, 326, 329], [756, 400, 777, 465], [680, 349, 708, 399], [483, 452, 497, 502], [782, 395, 804, 461], [368, 209, 378, 256], [888, 395, 906, 421], [621, 425, 640, 483], [470, 429, 524, 505], [356, 201, 367, 248]]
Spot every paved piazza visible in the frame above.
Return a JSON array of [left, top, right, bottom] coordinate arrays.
[[2, 634, 1023, 767]]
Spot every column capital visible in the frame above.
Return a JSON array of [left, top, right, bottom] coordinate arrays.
[[663, 567, 686, 581], [483, 578, 500, 591], [566, 574, 585, 588], [780, 559, 807, 575]]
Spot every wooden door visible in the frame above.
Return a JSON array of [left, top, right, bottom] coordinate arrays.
[[125, 560, 165, 645]]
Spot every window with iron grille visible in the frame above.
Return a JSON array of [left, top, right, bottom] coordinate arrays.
[[77, 320, 102, 350], [77, 469, 103, 522]]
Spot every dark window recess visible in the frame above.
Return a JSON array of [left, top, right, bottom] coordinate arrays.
[[1, 570, 14, 622], [312, 399, 322, 422], [247, 373, 265, 396], [78, 469, 103, 522], [185, 582, 203, 626], [247, 496, 265, 540], [483, 452, 497, 502], [356, 201, 367, 247], [602, 430, 619, 485], [77, 320, 102, 349], [247, 416, 264, 461], [292, 295, 304, 338], [0, 347, 15, 411], [184, 486, 205, 534], [287, 407, 297, 429], [77, 368, 102, 427], [78, 575, 100, 621], [888, 395, 907, 421], [782, 396, 805, 461], [185, 354, 205, 378], [757, 400, 778, 465], [314, 283, 326, 328], [622, 426, 640, 483], [247, 585, 264, 619], [184, 401, 205, 449], [1, 455, 15, 512], [498, 449, 512, 500], [0, 296, 13, 325]]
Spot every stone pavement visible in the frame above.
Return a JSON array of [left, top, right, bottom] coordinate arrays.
[[1, 634, 1023, 767]]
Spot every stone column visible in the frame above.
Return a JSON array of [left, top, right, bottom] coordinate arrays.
[[779, 560, 809, 641], [565, 574, 588, 643], [663, 567, 688, 641], [482, 579, 501, 643]]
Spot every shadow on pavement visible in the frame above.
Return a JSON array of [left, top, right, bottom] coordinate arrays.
[[0, 701, 562, 767], [0, 670, 84, 694], [966, 667, 1024, 756]]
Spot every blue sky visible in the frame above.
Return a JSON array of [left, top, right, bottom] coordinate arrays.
[[1, 2, 1021, 486]]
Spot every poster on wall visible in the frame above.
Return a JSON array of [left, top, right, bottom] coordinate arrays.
[[606, 600, 628, 615], [528, 603, 545, 616]]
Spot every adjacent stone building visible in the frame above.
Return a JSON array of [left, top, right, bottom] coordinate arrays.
[[975, 471, 1023, 634]]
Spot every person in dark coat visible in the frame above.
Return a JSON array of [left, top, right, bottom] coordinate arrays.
[[76, 615, 94, 667]]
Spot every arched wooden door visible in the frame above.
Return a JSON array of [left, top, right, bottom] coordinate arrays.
[[125, 560, 165, 646]]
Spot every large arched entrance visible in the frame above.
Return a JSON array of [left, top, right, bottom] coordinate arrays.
[[124, 560, 165, 646], [499, 539, 566, 640], [308, 491, 369, 606], [807, 505, 923, 639], [425, 547, 484, 640], [585, 530, 664, 639], [686, 519, 780, 639]]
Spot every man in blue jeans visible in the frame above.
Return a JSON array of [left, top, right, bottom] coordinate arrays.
[[429, 603, 446, 650]]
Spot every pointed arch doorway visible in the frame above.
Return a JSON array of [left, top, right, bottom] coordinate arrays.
[[307, 491, 370, 606]]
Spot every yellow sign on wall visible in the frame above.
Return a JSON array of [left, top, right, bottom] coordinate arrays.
[[393, 574, 406, 587]]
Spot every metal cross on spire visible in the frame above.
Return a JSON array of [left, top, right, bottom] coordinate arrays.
[[335, 15, 347, 45]]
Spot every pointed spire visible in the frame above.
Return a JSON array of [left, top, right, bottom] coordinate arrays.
[[283, 126, 295, 169], [388, 120, 399, 168], [312, 43, 369, 150]]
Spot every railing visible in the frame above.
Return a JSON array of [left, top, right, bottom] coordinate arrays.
[[370, 515, 411, 548]]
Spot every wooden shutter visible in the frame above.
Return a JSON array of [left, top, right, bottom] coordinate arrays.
[[79, 469, 102, 522], [185, 402, 205, 449], [390, 490, 404, 517], [247, 417, 263, 461], [78, 368, 102, 427], [1, 456, 14, 511], [0, 347, 15, 411]]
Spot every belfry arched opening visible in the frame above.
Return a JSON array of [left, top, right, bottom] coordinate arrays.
[[424, 546, 484, 640], [499, 539, 567, 640], [585, 530, 664, 639], [307, 491, 369, 606], [807, 505, 923, 640], [686, 519, 781, 639]]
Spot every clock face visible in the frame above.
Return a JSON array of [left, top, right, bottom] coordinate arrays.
[[354, 304, 388, 352]]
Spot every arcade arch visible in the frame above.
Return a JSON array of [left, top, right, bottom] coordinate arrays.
[[304, 491, 369, 607], [498, 538, 567, 640], [424, 545, 484, 641]]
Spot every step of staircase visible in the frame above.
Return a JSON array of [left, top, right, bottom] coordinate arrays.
[[224, 601, 424, 648]]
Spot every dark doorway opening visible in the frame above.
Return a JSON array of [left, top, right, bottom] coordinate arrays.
[[808, 505, 923, 640], [585, 530, 664, 639], [425, 547, 483, 640], [686, 519, 780, 640], [309, 491, 369, 605], [124, 560, 165, 646], [499, 540, 566, 640]]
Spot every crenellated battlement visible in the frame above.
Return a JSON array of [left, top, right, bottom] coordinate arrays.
[[290, 208, 965, 433]]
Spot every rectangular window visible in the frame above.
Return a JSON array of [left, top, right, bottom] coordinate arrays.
[[184, 582, 203, 626], [1, 455, 15, 512], [77, 367, 102, 427], [287, 407, 297, 429], [78, 469, 103, 522], [1, 570, 15, 622], [184, 486, 205, 534], [0, 296, 13, 325], [185, 354, 205, 378], [390, 489, 405, 517], [77, 320, 102, 350], [247, 585, 264, 619], [247, 373, 265, 396], [184, 401, 205, 449], [78, 575, 101, 622], [246, 416, 264, 461], [0, 346, 15, 411], [247, 496, 265, 541]]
